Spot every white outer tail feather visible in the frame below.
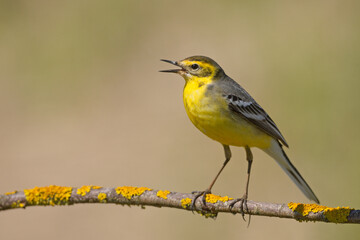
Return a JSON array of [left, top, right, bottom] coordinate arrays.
[[262, 139, 320, 203]]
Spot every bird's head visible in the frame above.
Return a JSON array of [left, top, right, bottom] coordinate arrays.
[[160, 56, 224, 82]]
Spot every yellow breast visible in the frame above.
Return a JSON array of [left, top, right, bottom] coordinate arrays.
[[183, 79, 272, 148]]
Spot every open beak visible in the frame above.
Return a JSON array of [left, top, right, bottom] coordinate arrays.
[[159, 59, 183, 73]]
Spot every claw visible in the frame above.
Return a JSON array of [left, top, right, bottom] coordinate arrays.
[[229, 194, 249, 222], [191, 190, 202, 195], [190, 189, 211, 212]]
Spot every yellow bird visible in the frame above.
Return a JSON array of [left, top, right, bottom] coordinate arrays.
[[160, 56, 319, 212]]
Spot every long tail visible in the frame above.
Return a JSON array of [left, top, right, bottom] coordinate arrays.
[[262, 139, 320, 203]]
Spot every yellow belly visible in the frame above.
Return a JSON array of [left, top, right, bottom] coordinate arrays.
[[183, 82, 272, 149]]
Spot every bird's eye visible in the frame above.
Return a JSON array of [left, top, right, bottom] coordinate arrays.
[[191, 63, 199, 70]]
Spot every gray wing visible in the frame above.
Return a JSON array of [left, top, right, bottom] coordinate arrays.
[[218, 77, 289, 147]]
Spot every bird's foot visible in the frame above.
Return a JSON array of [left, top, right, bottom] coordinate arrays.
[[191, 189, 212, 212], [229, 193, 249, 221]]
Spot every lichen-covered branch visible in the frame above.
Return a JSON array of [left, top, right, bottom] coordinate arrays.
[[0, 185, 358, 224]]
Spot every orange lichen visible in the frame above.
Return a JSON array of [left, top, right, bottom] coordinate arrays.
[[24, 185, 72, 206], [205, 194, 233, 204], [97, 193, 107, 202], [200, 211, 218, 219], [76, 185, 102, 196], [77, 186, 91, 196], [288, 202, 352, 223], [5, 191, 17, 195], [115, 186, 152, 200], [11, 200, 25, 208], [156, 190, 170, 199], [181, 198, 192, 209], [288, 202, 322, 216]]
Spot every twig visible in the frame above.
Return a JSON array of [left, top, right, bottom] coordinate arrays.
[[0, 185, 358, 223]]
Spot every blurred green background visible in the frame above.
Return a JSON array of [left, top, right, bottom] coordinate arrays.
[[1, 0, 359, 239]]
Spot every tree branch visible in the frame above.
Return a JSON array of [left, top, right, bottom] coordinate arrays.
[[0, 185, 358, 223]]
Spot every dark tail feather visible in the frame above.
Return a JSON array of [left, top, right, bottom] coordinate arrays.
[[263, 140, 320, 203]]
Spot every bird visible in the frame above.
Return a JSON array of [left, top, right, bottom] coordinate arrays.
[[160, 56, 319, 214]]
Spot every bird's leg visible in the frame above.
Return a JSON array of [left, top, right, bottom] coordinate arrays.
[[191, 145, 231, 211], [230, 146, 253, 221], [243, 145, 253, 202]]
